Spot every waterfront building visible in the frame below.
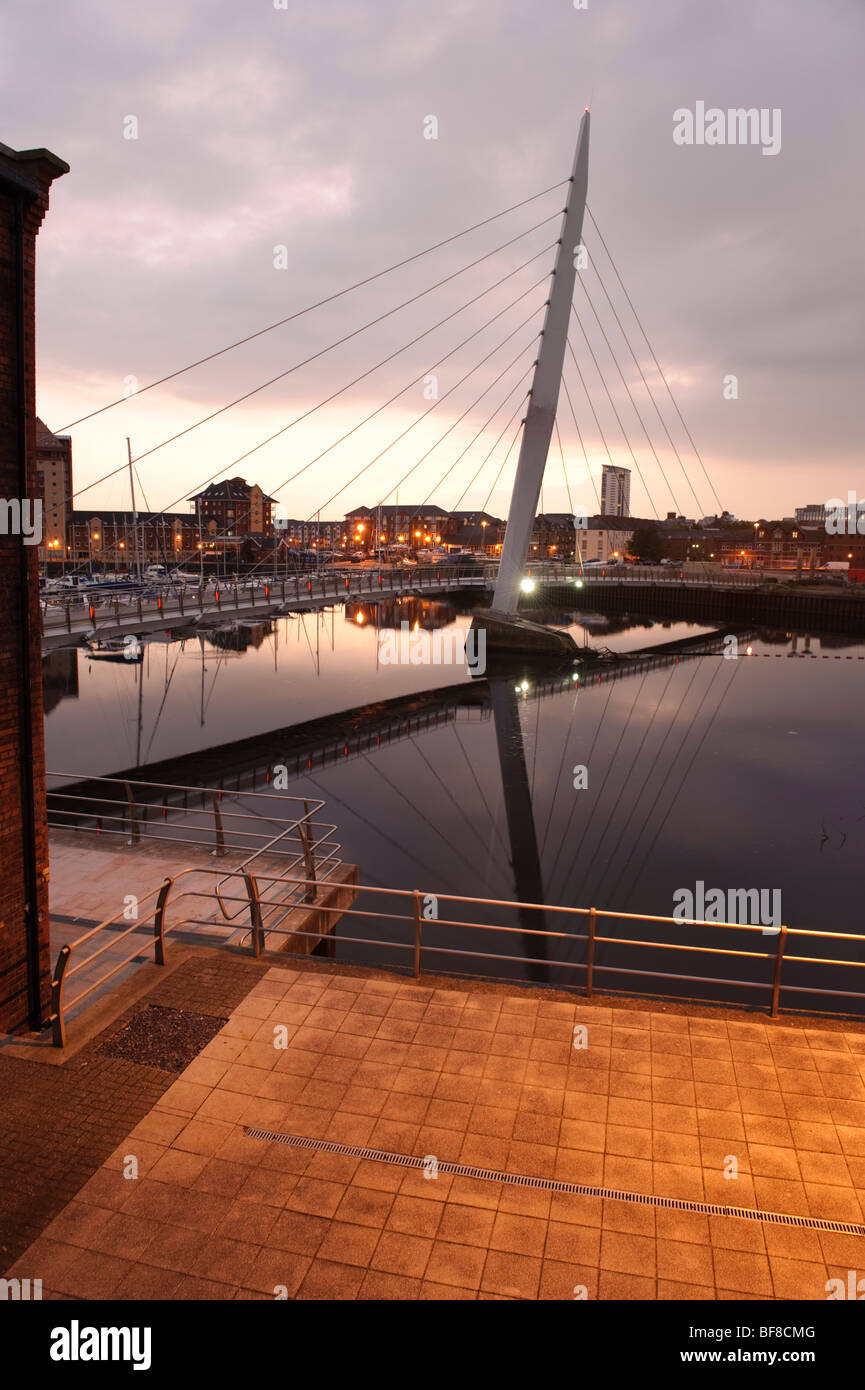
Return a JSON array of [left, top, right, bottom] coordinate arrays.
[[0, 138, 67, 1032], [35, 418, 72, 561], [189, 477, 276, 537], [66, 510, 199, 567], [600, 464, 631, 517]]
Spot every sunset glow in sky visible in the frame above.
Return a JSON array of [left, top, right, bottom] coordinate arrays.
[[4, 0, 863, 523]]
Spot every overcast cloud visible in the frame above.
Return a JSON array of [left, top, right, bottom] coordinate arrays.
[[3, 0, 863, 521]]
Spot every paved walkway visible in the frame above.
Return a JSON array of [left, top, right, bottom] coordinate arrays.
[[7, 965, 865, 1299], [48, 832, 312, 1020]]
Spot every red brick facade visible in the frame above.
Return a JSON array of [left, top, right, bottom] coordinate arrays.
[[0, 142, 67, 1032]]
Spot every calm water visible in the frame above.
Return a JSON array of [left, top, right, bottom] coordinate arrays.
[[43, 599, 865, 1012]]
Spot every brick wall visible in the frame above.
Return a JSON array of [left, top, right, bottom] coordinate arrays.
[[0, 142, 67, 1032]]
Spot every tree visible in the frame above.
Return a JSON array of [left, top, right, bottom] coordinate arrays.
[[628, 526, 663, 562]]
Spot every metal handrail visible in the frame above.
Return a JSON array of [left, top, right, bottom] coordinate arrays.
[[202, 872, 865, 1014], [48, 877, 171, 1046], [48, 867, 865, 1045], [213, 821, 341, 924], [46, 774, 329, 857], [40, 564, 490, 631]]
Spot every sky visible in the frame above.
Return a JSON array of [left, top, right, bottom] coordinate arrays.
[[3, 0, 863, 524]]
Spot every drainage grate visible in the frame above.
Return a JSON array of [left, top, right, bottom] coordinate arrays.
[[244, 1127, 865, 1236]]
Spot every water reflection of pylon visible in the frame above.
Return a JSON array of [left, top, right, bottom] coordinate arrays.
[[488, 676, 550, 981]]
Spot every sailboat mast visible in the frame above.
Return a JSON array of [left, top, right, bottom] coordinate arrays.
[[126, 437, 142, 582]]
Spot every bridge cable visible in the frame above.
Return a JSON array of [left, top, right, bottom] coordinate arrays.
[[556, 655, 714, 907], [58, 180, 568, 433], [563, 341, 619, 499], [140, 267, 551, 573], [449, 722, 513, 868], [400, 364, 536, 521], [133, 218, 560, 470], [450, 398, 527, 513], [306, 314, 544, 522], [72, 224, 559, 504], [553, 418, 574, 516], [358, 751, 483, 882], [550, 667, 652, 903], [557, 374, 602, 513], [299, 768, 459, 889], [569, 304, 661, 519], [582, 236, 706, 518], [574, 273, 683, 515], [585, 206, 725, 514], [480, 417, 526, 516], [409, 739, 510, 881], [186, 272, 548, 561], [376, 338, 540, 513], [538, 679, 582, 853]]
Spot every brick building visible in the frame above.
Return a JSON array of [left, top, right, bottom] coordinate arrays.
[[344, 504, 449, 547], [0, 140, 68, 1032], [190, 477, 275, 538], [274, 518, 345, 548], [66, 509, 199, 567], [35, 417, 72, 561], [717, 520, 823, 571]]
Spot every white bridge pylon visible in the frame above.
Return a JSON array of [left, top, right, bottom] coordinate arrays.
[[492, 110, 591, 617]]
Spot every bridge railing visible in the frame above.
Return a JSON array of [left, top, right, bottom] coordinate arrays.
[[40, 563, 490, 638], [204, 877, 865, 1021], [46, 777, 343, 1046], [47, 865, 865, 1045], [524, 562, 768, 588]]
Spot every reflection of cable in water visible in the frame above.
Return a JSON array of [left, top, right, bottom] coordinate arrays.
[[299, 769, 457, 890], [616, 660, 734, 905], [579, 661, 679, 906], [562, 657, 718, 908], [620, 659, 743, 907], [409, 737, 508, 883], [586, 657, 706, 908], [539, 683, 581, 851], [450, 722, 511, 867], [545, 676, 617, 894], [358, 750, 480, 883], [552, 669, 651, 903], [529, 692, 542, 802]]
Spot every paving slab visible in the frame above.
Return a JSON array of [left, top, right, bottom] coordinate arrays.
[[6, 961, 865, 1300]]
